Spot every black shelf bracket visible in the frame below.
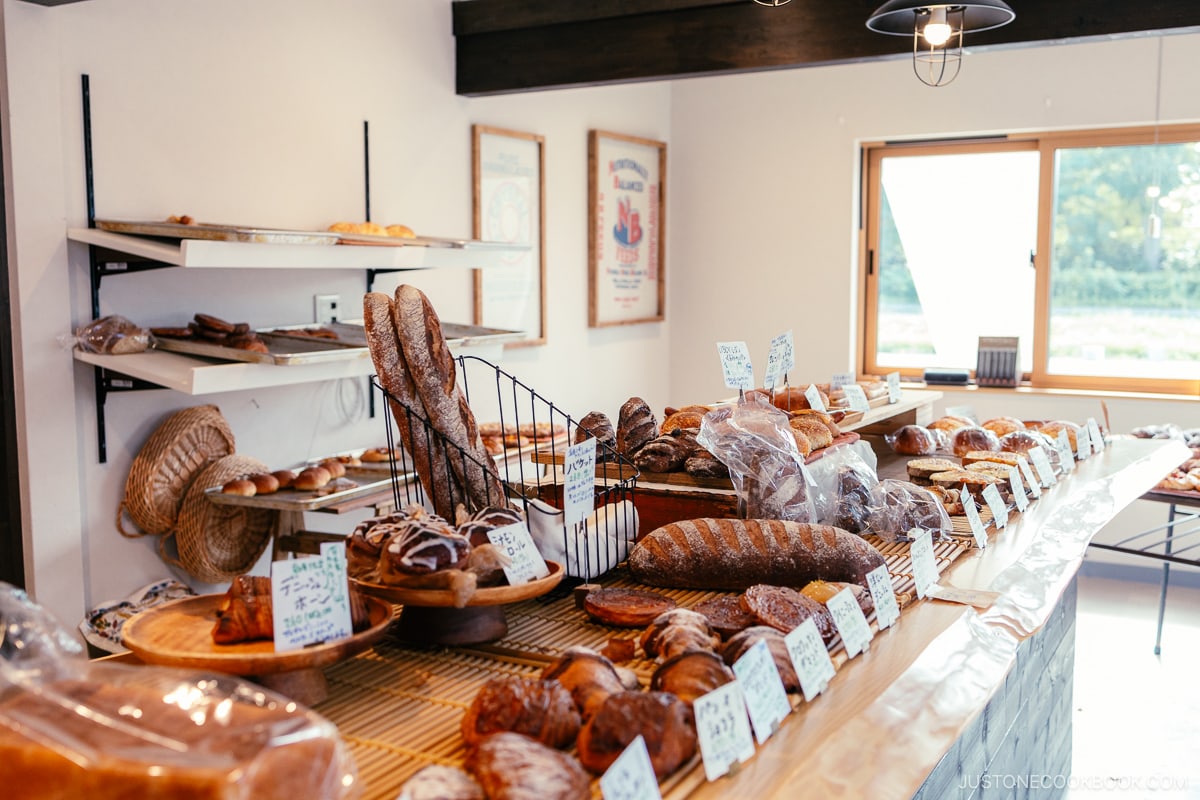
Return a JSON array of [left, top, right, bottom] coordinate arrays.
[[93, 366, 164, 463]]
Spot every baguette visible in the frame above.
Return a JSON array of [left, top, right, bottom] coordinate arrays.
[[363, 291, 463, 518], [628, 518, 885, 590], [393, 285, 504, 511]]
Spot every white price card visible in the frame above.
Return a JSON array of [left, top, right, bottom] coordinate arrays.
[[826, 587, 874, 658], [1018, 456, 1042, 499], [1087, 417, 1105, 453], [1076, 425, 1091, 462], [909, 528, 938, 600], [830, 371, 856, 390], [842, 384, 871, 413], [784, 617, 836, 703], [960, 485, 988, 548], [717, 341, 755, 391], [803, 384, 827, 413], [732, 639, 791, 745], [600, 735, 662, 800], [982, 483, 1009, 529], [693, 681, 756, 782], [1057, 429, 1076, 472], [487, 521, 550, 584], [563, 436, 597, 526], [866, 564, 900, 630], [271, 545, 352, 652], [886, 371, 902, 404], [1029, 446, 1057, 487], [763, 331, 795, 391], [1008, 466, 1029, 513]]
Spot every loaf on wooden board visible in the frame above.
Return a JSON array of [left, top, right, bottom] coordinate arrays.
[[363, 292, 463, 519], [628, 518, 886, 590], [393, 284, 504, 510]]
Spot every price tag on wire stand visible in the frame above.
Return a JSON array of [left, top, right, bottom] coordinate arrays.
[[1018, 455, 1042, 499], [804, 384, 827, 413], [763, 330, 795, 391], [961, 485, 988, 548], [982, 483, 1009, 529], [1087, 417, 1105, 453], [830, 371, 856, 391], [563, 436, 597, 526], [1008, 466, 1029, 513], [826, 587, 873, 658], [842, 384, 871, 413], [1056, 429, 1076, 472], [487, 522, 550, 584], [717, 341, 755, 391], [909, 528, 938, 599], [693, 681, 756, 781], [272, 545, 352, 652], [1029, 446, 1057, 487], [600, 735, 662, 800], [732, 639, 791, 744], [1076, 425, 1092, 462], [866, 564, 900, 630], [886, 371, 902, 404], [785, 617, 836, 703]]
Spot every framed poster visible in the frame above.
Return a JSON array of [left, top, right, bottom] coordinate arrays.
[[588, 130, 666, 327], [473, 125, 546, 347]]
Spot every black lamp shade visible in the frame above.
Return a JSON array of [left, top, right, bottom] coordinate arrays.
[[866, 1, 1016, 35]]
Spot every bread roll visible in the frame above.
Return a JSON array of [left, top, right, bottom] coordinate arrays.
[[576, 691, 697, 778], [616, 397, 657, 456], [769, 385, 828, 412], [572, 411, 616, 456], [889, 424, 939, 456], [629, 518, 886, 591], [461, 677, 581, 749], [950, 426, 1001, 457], [292, 466, 331, 491], [541, 648, 628, 721], [633, 431, 695, 473], [649, 650, 735, 706], [927, 414, 974, 433], [397, 765, 484, 800], [981, 416, 1025, 438], [465, 732, 590, 800], [222, 478, 256, 496], [386, 224, 416, 238], [248, 473, 279, 494]]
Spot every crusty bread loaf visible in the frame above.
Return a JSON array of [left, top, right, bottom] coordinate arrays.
[[628, 518, 886, 590], [616, 397, 657, 456]]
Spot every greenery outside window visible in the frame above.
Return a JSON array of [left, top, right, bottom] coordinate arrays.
[[861, 125, 1200, 396]]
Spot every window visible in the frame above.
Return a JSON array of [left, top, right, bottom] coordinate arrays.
[[861, 125, 1200, 396]]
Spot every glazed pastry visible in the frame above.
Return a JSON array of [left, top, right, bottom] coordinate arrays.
[[540, 647, 628, 721], [460, 676, 581, 749], [397, 765, 484, 800], [691, 594, 758, 639], [583, 587, 677, 628], [740, 584, 835, 643], [576, 691, 697, 777], [465, 732, 590, 800], [639, 608, 720, 661], [649, 650, 735, 707], [720, 626, 800, 693]]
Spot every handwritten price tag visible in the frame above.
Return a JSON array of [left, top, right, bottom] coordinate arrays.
[[961, 485, 988, 548], [272, 545, 352, 652], [732, 639, 791, 744], [1076, 425, 1092, 462], [717, 342, 755, 391], [563, 436, 597, 526], [487, 521, 550, 584], [1018, 456, 1042, 498], [1029, 446, 1057, 487], [600, 735, 662, 800], [1057, 429, 1076, 472], [1087, 417, 1105, 453], [909, 528, 938, 599], [804, 384, 827, 413], [693, 682, 756, 781], [842, 384, 871, 413], [830, 371, 856, 390], [982, 483, 1009, 529], [784, 617, 836, 703], [826, 587, 873, 658], [1008, 466, 1029, 513], [763, 331, 794, 391], [866, 564, 900, 630], [886, 371, 902, 404]]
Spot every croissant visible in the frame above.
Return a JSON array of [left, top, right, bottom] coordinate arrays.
[[211, 574, 371, 644], [541, 647, 627, 721], [461, 676, 581, 749]]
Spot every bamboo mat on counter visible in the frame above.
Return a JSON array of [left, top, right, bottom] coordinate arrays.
[[315, 536, 968, 800]]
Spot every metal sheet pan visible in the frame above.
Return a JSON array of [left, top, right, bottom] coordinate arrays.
[[204, 472, 403, 512], [262, 321, 523, 349], [95, 218, 340, 245], [153, 331, 368, 366], [334, 232, 526, 251]]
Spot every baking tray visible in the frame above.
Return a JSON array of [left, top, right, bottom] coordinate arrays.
[[261, 321, 524, 349], [204, 472, 401, 512], [95, 218, 340, 245], [334, 232, 526, 252], [154, 331, 369, 365]]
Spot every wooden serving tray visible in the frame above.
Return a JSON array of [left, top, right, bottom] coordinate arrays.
[[352, 560, 564, 607]]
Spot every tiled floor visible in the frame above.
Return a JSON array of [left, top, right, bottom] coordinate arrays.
[[1068, 573, 1200, 799]]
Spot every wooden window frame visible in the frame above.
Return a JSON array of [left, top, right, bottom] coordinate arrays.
[[860, 125, 1200, 397]]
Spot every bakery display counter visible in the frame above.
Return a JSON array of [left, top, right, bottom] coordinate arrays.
[[304, 436, 1184, 799]]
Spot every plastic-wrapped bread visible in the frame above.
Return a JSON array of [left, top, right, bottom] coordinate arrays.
[[629, 518, 886, 591]]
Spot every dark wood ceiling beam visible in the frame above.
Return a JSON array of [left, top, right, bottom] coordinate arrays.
[[453, 1, 1200, 96]]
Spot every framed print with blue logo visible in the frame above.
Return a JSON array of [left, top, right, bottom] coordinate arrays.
[[588, 130, 666, 327], [473, 125, 547, 347]]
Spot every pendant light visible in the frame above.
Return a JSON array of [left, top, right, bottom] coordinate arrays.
[[866, 1, 1016, 87], [1146, 37, 1165, 242]]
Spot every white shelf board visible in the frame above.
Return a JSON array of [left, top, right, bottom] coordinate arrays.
[[67, 228, 518, 270], [74, 348, 376, 395]]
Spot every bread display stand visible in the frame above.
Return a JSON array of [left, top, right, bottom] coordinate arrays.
[[120, 593, 394, 706]]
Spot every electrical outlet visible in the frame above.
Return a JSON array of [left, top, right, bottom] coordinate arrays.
[[314, 294, 340, 325]]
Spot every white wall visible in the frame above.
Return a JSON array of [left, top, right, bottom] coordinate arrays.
[[7, 3, 1200, 629], [4, 0, 672, 628]]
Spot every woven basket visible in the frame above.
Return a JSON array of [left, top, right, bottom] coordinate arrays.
[[165, 454, 277, 583], [118, 405, 236, 538]]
